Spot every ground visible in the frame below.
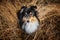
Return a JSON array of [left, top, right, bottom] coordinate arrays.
[[0, 0, 60, 40]]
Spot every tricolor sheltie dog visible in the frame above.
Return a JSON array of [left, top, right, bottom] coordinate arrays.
[[17, 6, 40, 34]]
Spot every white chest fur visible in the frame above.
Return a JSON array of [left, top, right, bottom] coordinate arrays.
[[22, 20, 39, 34]]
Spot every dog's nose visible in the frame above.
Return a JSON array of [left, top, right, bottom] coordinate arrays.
[[27, 20, 29, 23]]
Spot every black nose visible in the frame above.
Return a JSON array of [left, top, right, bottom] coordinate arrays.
[[27, 20, 29, 23]]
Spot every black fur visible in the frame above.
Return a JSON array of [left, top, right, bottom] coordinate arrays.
[[17, 6, 27, 28], [17, 6, 40, 28]]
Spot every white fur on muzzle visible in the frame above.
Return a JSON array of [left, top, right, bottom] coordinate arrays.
[[22, 20, 39, 34]]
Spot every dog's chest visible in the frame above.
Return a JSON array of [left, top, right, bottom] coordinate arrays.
[[22, 19, 39, 34]]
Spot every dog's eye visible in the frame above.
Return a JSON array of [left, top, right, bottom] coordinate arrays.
[[30, 12, 32, 14], [30, 12, 32, 15]]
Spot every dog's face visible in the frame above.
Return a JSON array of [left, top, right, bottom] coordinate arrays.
[[23, 12, 37, 23], [17, 6, 40, 34]]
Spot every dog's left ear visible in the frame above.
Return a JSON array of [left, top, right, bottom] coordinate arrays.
[[30, 6, 37, 10], [29, 6, 37, 13]]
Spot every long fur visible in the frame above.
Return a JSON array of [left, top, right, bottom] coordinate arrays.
[[17, 6, 40, 34]]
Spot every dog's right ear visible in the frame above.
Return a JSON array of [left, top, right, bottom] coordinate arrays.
[[20, 6, 27, 14], [17, 6, 27, 20]]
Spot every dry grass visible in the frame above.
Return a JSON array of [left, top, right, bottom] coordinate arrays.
[[0, 0, 60, 40]]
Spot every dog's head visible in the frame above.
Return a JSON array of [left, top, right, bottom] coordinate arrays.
[[17, 6, 40, 34], [17, 6, 39, 29]]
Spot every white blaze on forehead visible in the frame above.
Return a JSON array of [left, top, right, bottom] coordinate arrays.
[[26, 13, 27, 14]]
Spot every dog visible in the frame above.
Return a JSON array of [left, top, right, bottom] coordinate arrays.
[[17, 6, 40, 34]]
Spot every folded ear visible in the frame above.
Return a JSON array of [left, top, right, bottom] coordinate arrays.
[[29, 6, 38, 17], [30, 6, 37, 9], [17, 6, 27, 20], [20, 6, 27, 13]]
